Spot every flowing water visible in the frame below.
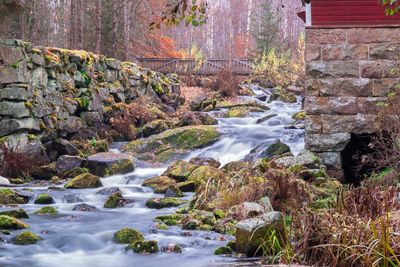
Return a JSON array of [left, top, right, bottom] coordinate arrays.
[[0, 86, 304, 267]]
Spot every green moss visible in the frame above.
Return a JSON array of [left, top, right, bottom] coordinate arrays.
[[163, 160, 199, 182], [292, 111, 305, 120], [34, 193, 54, 205], [188, 166, 226, 187], [0, 189, 28, 205], [14, 231, 42, 245], [0, 209, 29, 219], [113, 228, 144, 244], [213, 209, 226, 220], [262, 140, 291, 158], [104, 192, 125, 209], [214, 246, 232, 255], [64, 173, 102, 189], [34, 206, 59, 215], [126, 240, 159, 254], [155, 214, 184, 226], [145, 197, 187, 209], [226, 107, 264, 118], [226, 240, 236, 251], [0, 215, 28, 230], [155, 223, 168, 230]]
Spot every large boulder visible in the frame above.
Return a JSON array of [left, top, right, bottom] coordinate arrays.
[[55, 155, 84, 173], [0, 209, 29, 219], [114, 228, 144, 244], [235, 212, 284, 257], [64, 173, 102, 189], [145, 197, 187, 209], [187, 166, 226, 188], [0, 215, 28, 230], [13, 231, 42, 245], [34, 193, 55, 205], [162, 160, 199, 182], [0, 189, 30, 205], [123, 126, 220, 163], [86, 152, 134, 177], [142, 176, 175, 193]]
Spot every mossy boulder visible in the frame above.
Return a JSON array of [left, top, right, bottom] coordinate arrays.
[[64, 173, 102, 189], [189, 210, 217, 226], [261, 140, 291, 159], [123, 126, 220, 163], [34, 193, 55, 205], [188, 166, 226, 188], [0, 209, 29, 219], [145, 197, 187, 209], [225, 106, 265, 118], [155, 214, 184, 226], [113, 228, 144, 244], [138, 119, 170, 137], [13, 231, 42, 245], [86, 152, 134, 177], [0, 189, 30, 205], [34, 206, 59, 215], [182, 219, 202, 230], [126, 240, 159, 254], [103, 192, 132, 209], [142, 176, 175, 193], [162, 160, 199, 182], [164, 185, 184, 198], [0, 215, 28, 230], [214, 246, 232, 255]]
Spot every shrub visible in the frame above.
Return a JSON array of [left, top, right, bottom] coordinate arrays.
[[211, 69, 241, 97]]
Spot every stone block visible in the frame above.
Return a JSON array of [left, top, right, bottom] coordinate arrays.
[[369, 43, 400, 60], [0, 84, 33, 100], [360, 60, 400, 78], [306, 61, 359, 79], [55, 116, 84, 134], [80, 111, 102, 126], [106, 69, 118, 82], [0, 101, 30, 118], [318, 78, 373, 97], [317, 152, 342, 169], [305, 79, 319, 96], [347, 28, 400, 44], [373, 78, 400, 96], [105, 58, 122, 70], [0, 117, 40, 136], [86, 152, 134, 177], [321, 114, 377, 134], [31, 67, 48, 89], [305, 115, 322, 133], [306, 29, 346, 45], [357, 97, 387, 114], [305, 96, 357, 115], [305, 133, 351, 152], [0, 45, 25, 65], [0, 64, 28, 84], [305, 45, 321, 61], [321, 44, 368, 61]]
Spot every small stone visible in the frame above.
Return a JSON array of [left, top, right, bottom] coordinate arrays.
[[113, 228, 144, 244], [103, 192, 133, 209], [13, 231, 41, 245], [161, 244, 183, 253], [125, 240, 159, 254], [34, 206, 58, 215], [34, 193, 55, 205], [64, 173, 102, 189], [72, 203, 97, 212], [63, 194, 84, 203]]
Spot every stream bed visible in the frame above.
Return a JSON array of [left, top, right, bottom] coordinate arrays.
[[0, 87, 304, 267]]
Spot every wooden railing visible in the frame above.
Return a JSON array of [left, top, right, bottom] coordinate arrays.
[[136, 58, 254, 75]]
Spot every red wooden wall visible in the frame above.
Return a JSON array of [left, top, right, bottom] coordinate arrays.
[[312, 0, 400, 26]]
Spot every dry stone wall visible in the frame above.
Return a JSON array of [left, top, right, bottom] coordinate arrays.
[[0, 39, 180, 165], [305, 27, 400, 177]]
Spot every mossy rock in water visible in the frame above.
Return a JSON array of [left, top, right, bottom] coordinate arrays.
[[214, 246, 233, 255], [182, 219, 201, 230], [145, 197, 187, 209], [142, 176, 175, 193], [122, 126, 220, 163], [64, 173, 102, 189], [0, 209, 29, 219], [34, 193, 55, 205], [225, 106, 265, 118], [138, 119, 170, 138], [155, 214, 184, 226], [162, 160, 199, 182], [103, 192, 132, 209], [13, 231, 42, 245], [261, 140, 291, 159], [0, 215, 28, 230], [34, 206, 59, 215], [126, 240, 159, 254], [0, 189, 30, 205], [113, 228, 144, 244], [189, 210, 217, 226], [187, 166, 226, 188], [292, 111, 305, 120], [86, 152, 134, 177]]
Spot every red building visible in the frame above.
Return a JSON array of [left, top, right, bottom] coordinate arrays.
[[303, 0, 400, 26]]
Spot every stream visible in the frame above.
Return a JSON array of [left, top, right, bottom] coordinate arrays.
[[0, 86, 304, 267]]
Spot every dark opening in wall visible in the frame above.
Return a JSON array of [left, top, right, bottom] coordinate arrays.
[[341, 133, 376, 185]]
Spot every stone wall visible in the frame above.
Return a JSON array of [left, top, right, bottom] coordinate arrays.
[[305, 27, 400, 178], [0, 39, 180, 166]]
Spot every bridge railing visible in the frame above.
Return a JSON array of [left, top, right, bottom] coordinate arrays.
[[136, 58, 254, 75]]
